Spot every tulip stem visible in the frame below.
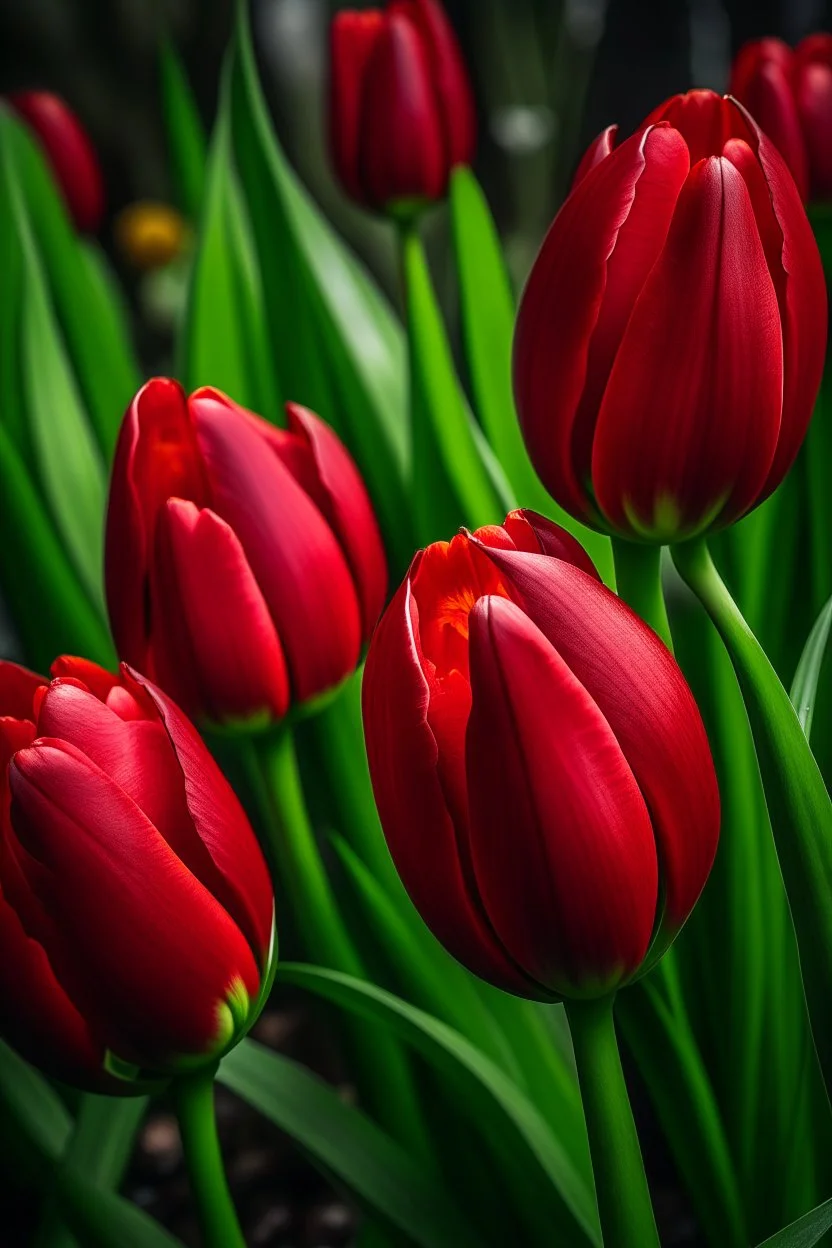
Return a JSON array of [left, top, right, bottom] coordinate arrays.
[[672, 536, 832, 1107], [565, 995, 659, 1248], [173, 1068, 245, 1248], [610, 539, 673, 650]]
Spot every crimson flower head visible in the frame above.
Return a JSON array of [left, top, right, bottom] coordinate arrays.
[[7, 91, 104, 232], [514, 90, 827, 544], [0, 657, 275, 1092], [105, 380, 387, 729], [329, 0, 476, 215], [363, 511, 719, 1000], [731, 35, 832, 202]]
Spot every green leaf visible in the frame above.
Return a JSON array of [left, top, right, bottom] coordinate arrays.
[[14, 194, 107, 611], [228, 8, 415, 571], [180, 70, 281, 421], [401, 225, 508, 542], [220, 1042, 477, 1248], [0, 423, 114, 670], [159, 40, 207, 221], [0, 1041, 71, 1165], [448, 167, 614, 584], [0, 109, 139, 461], [757, 1198, 832, 1247], [56, 1170, 184, 1248], [278, 963, 600, 1245], [790, 594, 832, 742]]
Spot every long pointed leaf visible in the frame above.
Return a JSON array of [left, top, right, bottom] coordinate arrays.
[[790, 594, 832, 741], [757, 1198, 832, 1247]]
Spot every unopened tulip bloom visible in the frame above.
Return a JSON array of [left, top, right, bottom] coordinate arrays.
[[0, 657, 275, 1091], [363, 511, 719, 999], [514, 90, 827, 543], [731, 35, 832, 202], [329, 0, 475, 214], [7, 91, 104, 232], [106, 380, 386, 727]]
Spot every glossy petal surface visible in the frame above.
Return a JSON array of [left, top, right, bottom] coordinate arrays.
[[329, 12, 385, 202]]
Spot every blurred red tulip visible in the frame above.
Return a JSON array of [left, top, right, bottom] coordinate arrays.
[[362, 511, 719, 999], [731, 35, 832, 202], [0, 657, 275, 1091], [329, 0, 475, 214], [105, 381, 386, 727], [7, 91, 104, 233], [515, 90, 827, 543]]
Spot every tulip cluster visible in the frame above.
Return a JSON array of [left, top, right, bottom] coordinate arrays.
[[0, 657, 275, 1092], [731, 35, 832, 202], [514, 90, 827, 543], [106, 380, 386, 728], [363, 511, 720, 999]]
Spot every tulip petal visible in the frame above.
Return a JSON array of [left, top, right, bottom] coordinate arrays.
[[513, 124, 689, 524], [329, 12, 385, 203], [795, 60, 832, 198], [190, 391, 362, 703], [9, 740, 260, 1066], [8, 92, 104, 233], [50, 656, 122, 704], [150, 499, 290, 724], [572, 126, 618, 188], [591, 156, 783, 536], [0, 883, 107, 1088], [466, 597, 657, 993], [730, 60, 809, 200], [363, 567, 550, 998], [477, 511, 601, 579], [283, 404, 387, 643], [359, 11, 447, 205], [125, 667, 275, 967], [643, 90, 745, 163], [105, 377, 209, 671], [0, 662, 45, 721], [393, 0, 477, 166], [472, 544, 720, 952]]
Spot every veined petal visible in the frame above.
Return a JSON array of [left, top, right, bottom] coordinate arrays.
[[362, 566, 548, 997], [150, 500, 290, 724], [466, 597, 657, 995], [9, 741, 260, 1067], [592, 156, 783, 537], [190, 391, 362, 703], [125, 666, 275, 967], [513, 125, 688, 524], [471, 544, 720, 952]]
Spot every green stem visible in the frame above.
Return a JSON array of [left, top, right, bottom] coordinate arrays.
[[174, 1068, 245, 1248], [565, 996, 659, 1248], [610, 539, 672, 650], [672, 537, 832, 1107], [236, 728, 431, 1160]]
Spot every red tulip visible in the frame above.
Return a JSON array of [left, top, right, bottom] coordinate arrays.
[[7, 91, 104, 233], [362, 511, 719, 999], [731, 35, 832, 202], [105, 380, 386, 727], [0, 657, 275, 1091], [329, 0, 475, 213], [515, 90, 827, 543]]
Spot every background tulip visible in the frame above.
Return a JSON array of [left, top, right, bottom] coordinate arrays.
[[7, 91, 104, 232], [731, 35, 832, 203], [363, 510, 719, 999], [0, 657, 275, 1092], [514, 90, 827, 543], [105, 380, 387, 727], [329, 0, 476, 214]]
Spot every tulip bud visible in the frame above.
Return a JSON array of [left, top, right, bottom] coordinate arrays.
[[105, 380, 387, 729], [362, 511, 719, 999], [329, 0, 476, 216], [731, 35, 832, 203], [7, 91, 104, 233], [515, 90, 827, 543], [0, 657, 275, 1091]]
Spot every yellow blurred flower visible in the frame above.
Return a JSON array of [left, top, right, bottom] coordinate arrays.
[[115, 201, 189, 270]]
